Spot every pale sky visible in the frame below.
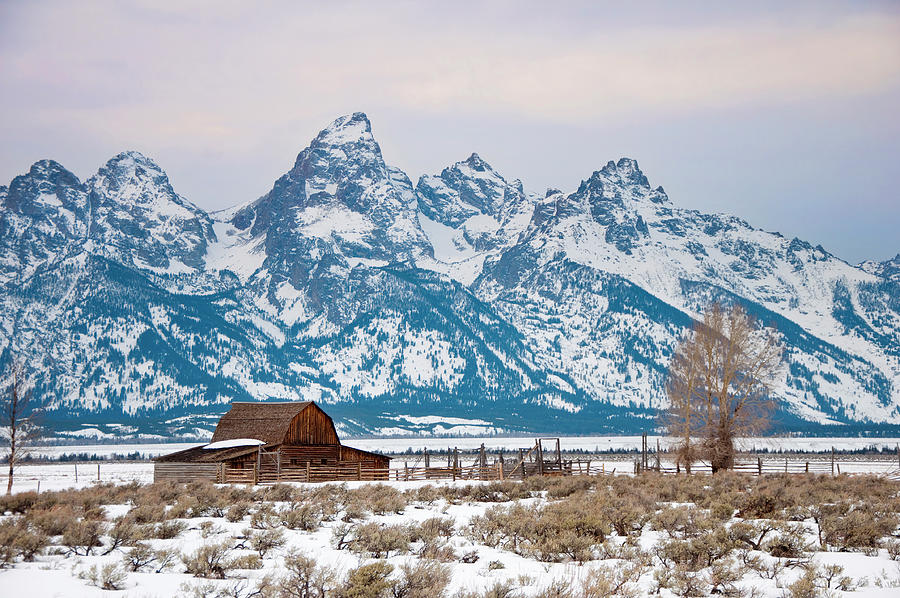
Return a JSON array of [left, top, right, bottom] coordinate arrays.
[[1, 0, 898, 263]]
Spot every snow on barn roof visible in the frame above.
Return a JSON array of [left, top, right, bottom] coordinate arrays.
[[202, 438, 265, 450]]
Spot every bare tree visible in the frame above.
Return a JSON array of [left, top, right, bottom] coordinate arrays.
[[2, 360, 41, 494], [664, 302, 784, 472]]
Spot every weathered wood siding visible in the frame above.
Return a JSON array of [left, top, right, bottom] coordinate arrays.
[[280, 445, 340, 465], [154, 462, 220, 483], [284, 404, 339, 445], [338, 445, 391, 468]]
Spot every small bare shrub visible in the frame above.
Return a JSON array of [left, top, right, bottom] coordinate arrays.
[[280, 504, 322, 531], [820, 507, 896, 554], [346, 484, 407, 516], [251, 527, 286, 558], [148, 519, 188, 539], [182, 540, 237, 579], [226, 501, 252, 523], [392, 561, 451, 598], [763, 525, 811, 559], [103, 517, 138, 553], [347, 522, 410, 558], [27, 504, 79, 536], [250, 504, 281, 530], [274, 550, 339, 598], [337, 560, 395, 598], [128, 502, 168, 524], [265, 484, 297, 502], [534, 579, 575, 598], [576, 560, 647, 598], [123, 541, 157, 572], [0, 518, 47, 563], [78, 562, 129, 591], [153, 546, 180, 573], [232, 553, 263, 570], [62, 519, 105, 555], [656, 527, 736, 571]]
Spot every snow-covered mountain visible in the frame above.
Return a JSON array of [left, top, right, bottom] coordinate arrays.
[[1, 113, 897, 438]]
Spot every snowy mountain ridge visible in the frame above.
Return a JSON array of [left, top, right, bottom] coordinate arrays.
[[1, 112, 897, 438]]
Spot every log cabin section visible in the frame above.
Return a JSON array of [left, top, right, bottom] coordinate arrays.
[[153, 402, 390, 484]]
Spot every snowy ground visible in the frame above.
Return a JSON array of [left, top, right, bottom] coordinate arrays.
[[2, 475, 900, 597]]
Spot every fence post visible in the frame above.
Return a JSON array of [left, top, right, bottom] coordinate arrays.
[[424, 449, 430, 468], [97, 463, 100, 482], [757, 458, 762, 476], [75, 464, 78, 483], [831, 447, 835, 476], [805, 462, 809, 473], [480, 444, 486, 480], [357, 462, 362, 481], [305, 461, 310, 483], [537, 440, 544, 476]]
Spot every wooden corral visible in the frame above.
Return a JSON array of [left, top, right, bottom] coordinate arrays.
[[154, 402, 390, 484]]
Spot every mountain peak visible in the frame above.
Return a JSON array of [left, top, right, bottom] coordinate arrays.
[[597, 157, 648, 186], [103, 150, 165, 174], [315, 112, 374, 147], [464, 153, 489, 170], [27, 159, 74, 180]]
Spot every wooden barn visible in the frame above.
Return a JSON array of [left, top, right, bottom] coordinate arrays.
[[154, 402, 390, 484]]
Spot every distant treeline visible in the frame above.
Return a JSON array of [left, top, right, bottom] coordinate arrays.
[[2, 451, 150, 464]]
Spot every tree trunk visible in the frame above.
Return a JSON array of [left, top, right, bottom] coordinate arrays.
[[710, 426, 735, 473], [6, 461, 13, 495]]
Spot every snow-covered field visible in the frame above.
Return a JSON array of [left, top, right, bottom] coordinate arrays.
[[2, 473, 900, 597]]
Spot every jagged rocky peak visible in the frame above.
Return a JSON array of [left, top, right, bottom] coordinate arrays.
[[0, 159, 89, 279], [861, 253, 900, 282], [315, 111, 376, 148], [234, 111, 403, 233], [3, 159, 85, 212], [87, 150, 215, 273], [231, 112, 430, 276], [416, 152, 526, 228], [91, 151, 188, 208]]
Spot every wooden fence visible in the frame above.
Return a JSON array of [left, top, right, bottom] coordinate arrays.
[[194, 436, 898, 485]]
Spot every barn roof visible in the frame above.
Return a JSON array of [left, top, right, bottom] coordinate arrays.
[[155, 443, 267, 463], [210, 401, 314, 446]]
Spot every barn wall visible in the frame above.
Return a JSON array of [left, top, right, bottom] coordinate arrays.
[[154, 462, 220, 483], [280, 445, 341, 465], [284, 404, 339, 445], [339, 445, 391, 468]]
